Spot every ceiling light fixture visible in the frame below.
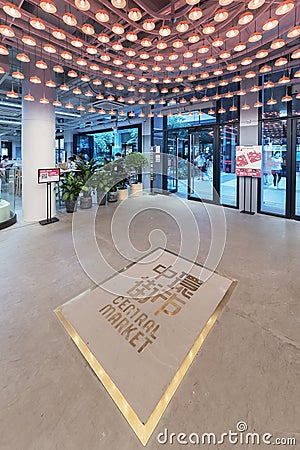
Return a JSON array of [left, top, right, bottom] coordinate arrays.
[[143, 19, 155, 31], [214, 9, 228, 22], [62, 13, 77, 26], [248, 0, 265, 8], [203, 23, 215, 34], [159, 25, 171, 36], [98, 33, 109, 43], [44, 43, 56, 53], [239, 11, 253, 24], [0, 25, 15, 37], [245, 71, 256, 78], [275, 0, 294, 15], [71, 38, 83, 48], [86, 46, 97, 55], [36, 59, 48, 69], [52, 29, 66, 40], [287, 25, 300, 38], [24, 93, 35, 101], [111, 0, 126, 8], [263, 17, 278, 30], [95, 9, 109, 22], [82, 23, 94, 35], [157, 40, 167, 49], [40, 0, 57, 13], [176, 21, 189, 32], [126, 31, 138, 41], [30, 75, 41, 84], [141, 37, 152, 47], [241, 57, 253, 65], [128, 8, 142, 21], [112, 23, 125, 34], [212, 37, 224, 47], [248, 31, 262, 42], [270, 38, 286, 49], [75, 0, 90, 10], [16, 52, 30, 62], [3, 2, 21, 17], [53, 65, 64, 73], [189, 7, 203, 20], [226, 27, 239, 38], [45, 79, 56, 87]]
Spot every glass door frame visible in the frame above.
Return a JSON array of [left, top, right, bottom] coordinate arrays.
[[291, 117, 300, 220], [258, 117, 299, 220], [187, 124, 221, 204], [163, 123, 239, 208]]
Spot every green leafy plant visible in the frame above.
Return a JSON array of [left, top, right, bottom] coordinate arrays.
[[60, 173, 86, 201], [124, 152, 148, 184], [75, 158, 101, 197], [112, 158, 128, 190]]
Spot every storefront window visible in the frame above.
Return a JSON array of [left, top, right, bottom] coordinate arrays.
[[75, 127, 139, 162], [167, 108, 216, 129]]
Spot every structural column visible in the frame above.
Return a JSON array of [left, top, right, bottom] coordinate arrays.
[[239, 78, 259, 213], [22, 79, 56, 222]]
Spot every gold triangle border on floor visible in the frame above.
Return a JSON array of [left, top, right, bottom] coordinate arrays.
[[54, 279, 237, 446]]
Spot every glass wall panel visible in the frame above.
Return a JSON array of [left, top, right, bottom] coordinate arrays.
[[220, 124, 238, 206], [261, 119, 287, 215], [76, 127, 140, 163], [262, 76, 288, 119], [295, 120, 300, 217], [167, 109, 216, 128]]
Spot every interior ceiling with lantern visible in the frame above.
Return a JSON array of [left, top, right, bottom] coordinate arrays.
[[0, 0, 299, 137]]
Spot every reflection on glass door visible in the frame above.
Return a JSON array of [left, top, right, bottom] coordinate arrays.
[[295, 120, 300, 217], [166, 129, 188, 195], [189, 128, 214, 201], [220, 124, 238, 206], [261, 120, 287, 215]]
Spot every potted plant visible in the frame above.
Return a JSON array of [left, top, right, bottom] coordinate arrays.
[[108, 184, 118, 203], [124, 152, 148, 196], [112, 157, 129, 200], [60, 172, 85, 213], [76, 158, 100, 209], [91, 167, 114, 206]]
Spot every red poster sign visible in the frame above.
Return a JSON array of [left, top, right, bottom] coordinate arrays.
[[38, 168, 60, 184], [236, 146, 262, 178]]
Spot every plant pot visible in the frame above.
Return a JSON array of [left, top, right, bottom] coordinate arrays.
[[80, 195, 92, 209], [108, 191, 118, 203], [65, 199, 78, 213], [118, 188, 128, 201], [130, 183, 143, 197], [97, 190, 107, 205]]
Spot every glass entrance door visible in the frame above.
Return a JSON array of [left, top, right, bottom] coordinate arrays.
[[293, 119, 300, 218], [260, 120, 287, 215], [166, 129, 188, 195], [189, 127, 214, 201]]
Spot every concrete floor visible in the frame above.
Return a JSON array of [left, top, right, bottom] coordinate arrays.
[[0, 195, 299, 450]]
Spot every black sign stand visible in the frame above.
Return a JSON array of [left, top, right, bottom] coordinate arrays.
[[39, 182, 60, 225], [240, 176, 255, 215], [149, 147, 155, 195]]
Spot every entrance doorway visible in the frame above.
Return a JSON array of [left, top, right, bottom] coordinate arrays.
[[189, 127, 215, 202], [260, 118, 300, 219], [165, 125, 238, 207]]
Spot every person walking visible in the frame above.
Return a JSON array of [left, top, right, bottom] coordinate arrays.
[[270, 151, 283, 189]]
